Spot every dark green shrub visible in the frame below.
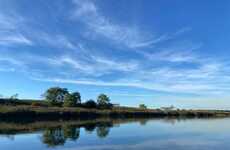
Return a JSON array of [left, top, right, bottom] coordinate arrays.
[[97, 94, 112, 109], [63, 94, 76, 107], [84, 100, 97, 108], [43, 87, 69, 106], [139, 104, 147, 109]]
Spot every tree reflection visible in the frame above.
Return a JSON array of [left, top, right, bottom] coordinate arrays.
[[96, 123, 112, 138], [42, 128, 66, 147], [42, 125, 80, 147], [139, 119, 148, 126], [41, 122, 114, 146], [63, 125, 80, 141], [84, 124, 96, 134]]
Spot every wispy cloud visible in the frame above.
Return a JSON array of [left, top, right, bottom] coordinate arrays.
[[71, 0, 164, 49], [32, 56, 230, 96], [45, 55, 139, 76], [34, 32, 77, 49], [0, 56, 25, 66], [1, 0, 230, 103], [0, 32, 33, 46], [140, 43, 202, 63], [0, 11, 77, 49], [0, 13, 32, 46], [0, 13, 24, 30]]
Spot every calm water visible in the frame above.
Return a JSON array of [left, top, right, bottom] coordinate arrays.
[[1, 118, 230, 150]]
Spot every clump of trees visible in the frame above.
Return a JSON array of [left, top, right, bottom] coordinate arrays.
[[83, 99, 97, 108], [44, 87, 69, 106], [97, 94, 112, 109], [44, 87, 113, 109], [63, 92, 81, 107], [139, 104, 147, 109], [10, 94, 19, 100]]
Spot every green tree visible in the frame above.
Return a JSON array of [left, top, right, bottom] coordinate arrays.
[[139, 104, 147, 109], [63, 92, 81, 107], [63, 94, 75, 107], [44, 87, 69, 106], [97, 94, 110, 106], [71, 92, 81, 104], [84, 99, 97, 108], [10, 93, 19, 100]]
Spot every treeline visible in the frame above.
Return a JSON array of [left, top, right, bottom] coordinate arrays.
[[0, 87, 114, 109], [0, 87, 149, 110], [41, 87, 113, 109]]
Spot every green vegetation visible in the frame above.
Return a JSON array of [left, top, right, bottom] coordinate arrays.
[[10, 93, 19, 100], [97, 94, 110, 105], [44, 87, 68, 106], [139, 104, 147, 109], [84, 100, 97, 108], [63, 92, 81, 107], [42, 87, 111, 108], [1, 86, 230, 120]]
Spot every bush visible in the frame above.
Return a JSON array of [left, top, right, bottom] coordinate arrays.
[[63, 94, 76, 107], [84, 100, 97, 108], [44, 87, 69, 106], [31, 102, 44, 107], [97, 94, 110, 105], [98, 103, 113, 109], [139, 104, 147, 109], [71, 92, 81, 104]]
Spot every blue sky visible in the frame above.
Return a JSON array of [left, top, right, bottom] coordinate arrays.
[[0, 0, 230, 109]]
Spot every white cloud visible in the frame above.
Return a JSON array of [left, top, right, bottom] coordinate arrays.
[[0, 56, 25, 66], [45, 55, 139, 76], [71, 0, 163, 49], [0, 13, 24, 30], [0, 12, 77, 49], [32, 57, 230, 96], [0, 13, 32, 46], [0, 32, 33, 46], [92, 56, 139, 72], [1, 0, 230, 101], [35, 32, 77, 49], [140, 43, 202, 63]]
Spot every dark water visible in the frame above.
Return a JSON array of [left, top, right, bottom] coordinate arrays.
[[0, 118, 230, 150]]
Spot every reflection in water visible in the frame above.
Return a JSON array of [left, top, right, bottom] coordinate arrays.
[[42, 128, 66, 147], [84, 124, 96, 134], [42, 122, 112, 147], [96, 126, 110, 138], [1, 118, 230, 149], [139, 119, 149, 126], [63, 125, 80, 141], [42, 126, 80, 147]]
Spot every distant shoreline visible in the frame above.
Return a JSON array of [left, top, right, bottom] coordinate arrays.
[[0, 106, 230, 122], [1, 98, 230, 122]]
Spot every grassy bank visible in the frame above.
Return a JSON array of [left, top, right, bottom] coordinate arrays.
[[1, 98, 230, 121], [0, 104, 230, 122]]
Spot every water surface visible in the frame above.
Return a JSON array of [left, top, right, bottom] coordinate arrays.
[[0, 118, 230, 150]]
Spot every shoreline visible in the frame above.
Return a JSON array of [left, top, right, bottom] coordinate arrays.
[[0, 105, 230, 122], [0, 117, 229, 135]]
